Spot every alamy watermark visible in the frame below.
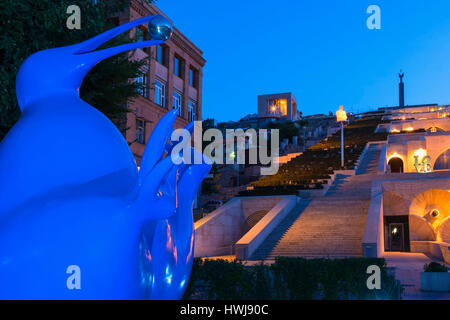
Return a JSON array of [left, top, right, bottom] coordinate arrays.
[[66, 5, 81, 30], [66, 265, 81, 290], [170, 122, 280, 176], [366, 265, 381, 290], [366, 5, 381, 30]]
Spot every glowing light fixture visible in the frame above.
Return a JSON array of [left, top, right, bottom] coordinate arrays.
[[335, 105, 347, 168], [336, 105, 347, 122], [413, 148, 432, 173], [405, 126, 414, 132], [414, 148, 427, 159]]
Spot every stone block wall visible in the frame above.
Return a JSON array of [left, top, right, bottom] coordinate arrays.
[[194, 196, 285, 258]]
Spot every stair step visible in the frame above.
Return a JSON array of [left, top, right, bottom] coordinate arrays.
[[249, 163, 382, 260]]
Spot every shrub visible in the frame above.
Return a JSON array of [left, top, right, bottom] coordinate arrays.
[[184, 257, 403, 300], [423, 262, 448, 272]]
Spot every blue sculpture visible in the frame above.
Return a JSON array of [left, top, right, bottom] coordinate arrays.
[[0, 15, 211, 299]]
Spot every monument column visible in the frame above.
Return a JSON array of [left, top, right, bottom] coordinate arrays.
[[399, 71, 405, 108]]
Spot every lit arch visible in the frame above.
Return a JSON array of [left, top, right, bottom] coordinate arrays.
[[388, 156, 404, 173]]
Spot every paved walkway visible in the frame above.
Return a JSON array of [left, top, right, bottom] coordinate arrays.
[[384, 252, 450, 300], [355, 143, 383, 175]]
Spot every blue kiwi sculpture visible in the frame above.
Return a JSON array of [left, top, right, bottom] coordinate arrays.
[[0, 15, 211, 299]]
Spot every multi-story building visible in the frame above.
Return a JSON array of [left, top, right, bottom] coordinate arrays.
[[117, 1, 206, 165], [257, 92, 299, 120]]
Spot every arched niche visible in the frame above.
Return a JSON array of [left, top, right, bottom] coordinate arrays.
[[388, 157, 404, 173], [433, 148, 450, 170]]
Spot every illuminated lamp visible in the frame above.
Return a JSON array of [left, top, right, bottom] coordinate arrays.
[[414, 148, 427, 159], [405, 127, 414, 132], [335, 105, 347, 168], [413, 148, 431, 173]]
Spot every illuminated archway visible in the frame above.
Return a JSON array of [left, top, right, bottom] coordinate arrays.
[[433, 149, 450, 170], [388, 157, 404, 173]]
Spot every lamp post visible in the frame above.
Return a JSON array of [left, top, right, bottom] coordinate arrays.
[[230, 151, 239, 189], [336, 105, 347, 168]]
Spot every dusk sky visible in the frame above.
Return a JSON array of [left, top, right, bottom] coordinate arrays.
[[157, 0, 450, 122]]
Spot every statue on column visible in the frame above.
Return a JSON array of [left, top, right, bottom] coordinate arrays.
[[399, 70, 404, 83]]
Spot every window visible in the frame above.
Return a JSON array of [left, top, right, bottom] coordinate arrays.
[[156, 45, 165, 65], [188, 100, 197, 121], [174, 56, 181, 77], [135, 27, 144, 42], [189, 67, 197, 88], [154, 79, 166, 107], [267, 98, 287, 116], [135, 73, 148, 98], [136, 119, 145, 144], [173, 91, 183, 117]]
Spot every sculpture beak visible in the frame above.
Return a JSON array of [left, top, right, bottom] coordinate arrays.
[[72, 15, 165, 64]]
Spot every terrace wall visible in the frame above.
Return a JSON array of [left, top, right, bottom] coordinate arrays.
[[194, 196, 294, 257]]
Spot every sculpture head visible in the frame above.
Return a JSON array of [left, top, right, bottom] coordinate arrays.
[[16, 15, 172, 110]]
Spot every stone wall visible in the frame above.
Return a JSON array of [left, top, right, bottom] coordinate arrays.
[[194, 196, 285, 257], [385, 132, 450, 173], [235, 196, 298, 260], [363, 173, 450, 260], [389, 118, 450, 133]]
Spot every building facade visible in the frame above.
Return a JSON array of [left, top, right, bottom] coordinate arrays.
[[118, 1, 206, 165]]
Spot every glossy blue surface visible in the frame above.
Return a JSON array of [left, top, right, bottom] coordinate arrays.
[[0, 15, 210, 299], [148, 15, 173, 41]]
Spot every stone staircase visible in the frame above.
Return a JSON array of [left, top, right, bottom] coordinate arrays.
[[250, 173, 378, 260], [355, 143, 383, 175]]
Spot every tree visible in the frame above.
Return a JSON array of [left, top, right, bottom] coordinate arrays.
[[0, 0, 154, 141], [201, 164, 221, 195], [267, 121, 299, 141]]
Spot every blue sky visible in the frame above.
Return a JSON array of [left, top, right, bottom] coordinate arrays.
[[156, 0, 450, 122]]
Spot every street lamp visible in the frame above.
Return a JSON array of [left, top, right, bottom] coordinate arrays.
[[230, 151, 239, 189], [336, 105, 347, 168]]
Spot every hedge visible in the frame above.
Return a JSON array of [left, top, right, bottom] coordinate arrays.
[[183, 257, 402, 300]]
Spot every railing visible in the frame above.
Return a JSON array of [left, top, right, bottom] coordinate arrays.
[[235, 196, 298, 260], [362, 182, 384, 257]]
